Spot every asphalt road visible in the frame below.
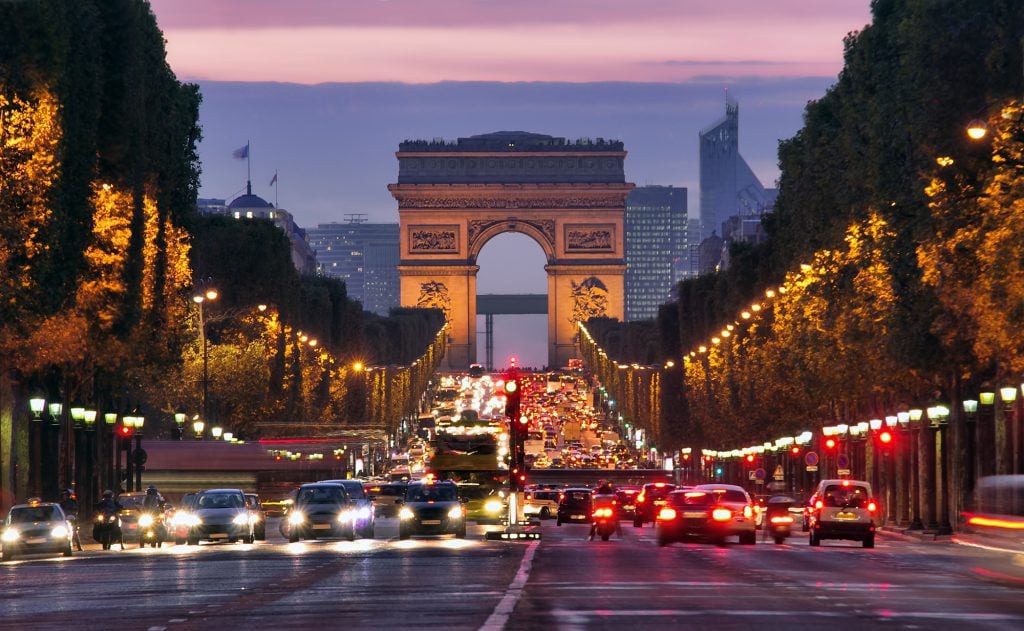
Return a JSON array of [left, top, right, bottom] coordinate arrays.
[[2, 518, 1023, 630]]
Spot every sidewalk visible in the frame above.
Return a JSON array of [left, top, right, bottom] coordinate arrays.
[[877, 525, 953, 543]]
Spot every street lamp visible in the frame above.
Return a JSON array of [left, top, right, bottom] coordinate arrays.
[[1001, 386, 1019, 475], [192, 417, 205, 440], [193, 281, 219, 433], [174, 411, 186, 440], [211, 426, 223, 439], [927, 404, 951, 533], [907, 408, 924, 529]]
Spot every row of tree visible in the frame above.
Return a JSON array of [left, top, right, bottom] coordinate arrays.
[[583, 1, 1024, 454]]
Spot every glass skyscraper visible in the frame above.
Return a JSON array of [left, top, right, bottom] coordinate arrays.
[[305, 219, 400, 316], [624, 185, 688, 321]]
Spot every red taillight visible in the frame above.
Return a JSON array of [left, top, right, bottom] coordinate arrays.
[[637, 492, 646, 504], [814, 500, 823, 510], [712, 508, 732, 522], [654, 483, 666, 488], [770, 515, 794, 524], [743, 505, 753, 519], [657, 507, 677, 521], [593, 507, 613, 518], [867, 501, 877, 513]]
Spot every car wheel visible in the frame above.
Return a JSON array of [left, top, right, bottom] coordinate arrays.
[[399, 527, 410, 541], [187, 537, 199, 546], [3, 546, 15, 561], [773, 535, 785, 545], [256, 525, 266, 541], [633, 518, 643, 528], [656, 531, 671, 547], [456, 526, 466, 539], [63, 543, 73, 556], [740, 532, 756, 545], [600, 532, 611, 541], [863, 535, 875, 549], [289, 533, 300, 543], [809, 532, 820, 547], [540, 507, 551, 519]]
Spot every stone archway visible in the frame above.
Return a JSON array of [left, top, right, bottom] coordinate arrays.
[[390, 131, 633, 370]]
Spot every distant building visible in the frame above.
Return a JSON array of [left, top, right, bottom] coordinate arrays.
[[305, 217, 400, 316], [624, 185, 688, 321], [198, 186, 318, 275], [698, 94, 777, 271]]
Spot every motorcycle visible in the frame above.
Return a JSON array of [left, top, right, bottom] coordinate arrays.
[[66, 514, 83, 551], [591, 506, 618, 541], [764, 496, 795, 545], [93, 511, 124, 550], [138, 511, 166, 548]]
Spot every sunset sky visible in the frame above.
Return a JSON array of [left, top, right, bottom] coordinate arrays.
[[147, 0, 874, 368], [151, 0, 869, 84]]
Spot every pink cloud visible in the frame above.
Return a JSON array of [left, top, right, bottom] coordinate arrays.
[[150, 0, 871, 83]]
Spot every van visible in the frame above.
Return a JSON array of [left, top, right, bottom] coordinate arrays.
[[807, 479, 876, 548]]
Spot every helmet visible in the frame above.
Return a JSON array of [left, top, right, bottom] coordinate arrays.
[[102, 490, 113, 498], [146, 485, 158, 495]]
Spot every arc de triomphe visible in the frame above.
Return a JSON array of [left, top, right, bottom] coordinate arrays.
[[389, 131, 633, 370]]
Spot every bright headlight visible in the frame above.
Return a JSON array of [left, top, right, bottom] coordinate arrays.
[[2, 528, 20, 542], [138, 514, 154, 528], [448, 506, 465, 519], [288, 511, 306, 525], [337, 510, 353, 523], [357, 507, 371, 520], [484, 500, 503, 514], [51, 525, 69, 538], [233, 513, 250, 526], [399, 507, 414, 521]]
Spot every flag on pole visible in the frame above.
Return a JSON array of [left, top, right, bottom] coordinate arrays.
[[269, 172, 278, 186], [232, 143, 249, 159]]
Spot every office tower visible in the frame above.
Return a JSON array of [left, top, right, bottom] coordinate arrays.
[[306, 217, 400, 315], [625, 185, 687, 321]]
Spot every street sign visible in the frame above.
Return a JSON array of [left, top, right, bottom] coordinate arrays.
[[748, 470, 757, 480], [836, 453, 850, 469], [772, 464, 785, 481], [804, 451, 819, 467], [806, 465, 818, 472], [754, 467, 766, 481], [838, 468, 851, 476]]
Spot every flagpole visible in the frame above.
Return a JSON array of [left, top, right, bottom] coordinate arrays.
[[247, 139, 251, 187], [275, 171, 279, 207]]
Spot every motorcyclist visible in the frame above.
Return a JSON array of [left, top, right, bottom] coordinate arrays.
[[142, 485, 163, 512], [59, 489, 82, 551], [94, 490, 124, 550], [589, 481, 621, 540], [96, 489, 122, 514]]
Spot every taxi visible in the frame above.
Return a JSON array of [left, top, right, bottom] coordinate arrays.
[[808, 479, 876, 548], [2, 498, 74, 560]]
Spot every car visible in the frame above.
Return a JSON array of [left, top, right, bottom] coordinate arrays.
[[170, 493, 198, 544], [288, 483, 356, 542], [185, 489, 255, 545], [244, 493, 267, 541], [655, 484, 758, 546], [321, 480, 375, 538], [524, 488, 559, 520], [614, 486, 641, 519], [365, 482, 407, 518], [808, 479, 876, 548], [458, 483, 506, 524], [556, 488, 593, 526], [399, 480, 466, 539], [1, 499, 74, 560], [114, 491, 150, 542], [633, 482, 677, 527]]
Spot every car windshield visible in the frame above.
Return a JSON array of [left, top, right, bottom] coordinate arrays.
[[297, 487, 347, 504], [562, 491, 592, 505], [118, 495, 144, 509], [644, 484, 676, 498], [198, 493, 244, 509], [534, 491, 559, 501], [377, 485, 406, 497], [674, 492, 713, 507], [406, 485, 457, 502], [10, 506, 59, 523], [823, 484, 870, 508], [338, 482, 365, 499]]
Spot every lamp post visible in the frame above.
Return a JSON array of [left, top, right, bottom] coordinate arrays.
[[963, 398, 979, 511], [132, 411, 145, 492], [211, 426, 223, 440], [896, 411, 911, 525], [1001, 386, 1019, 475], [174, 411, 186, 441], [192, 417, 205, 440], [908, 408, 924, 530], [103, 411, 117, 493], [28, 396, 45, 497], [193, 283, 219, 431], [929, 404, 952, 534]]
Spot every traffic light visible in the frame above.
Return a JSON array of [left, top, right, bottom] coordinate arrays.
[[879, 431, 893, 446], [504, 375, 520, 422], [118, 424, 133, 449], [825, 438, 837, 450], [790, 446, 801, 456], [745, 454, 755, 464]]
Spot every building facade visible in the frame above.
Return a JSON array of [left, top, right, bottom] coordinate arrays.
[[624, 185, 688, 321], [305, 219, 400, 316], [698, 95, 778, 271]]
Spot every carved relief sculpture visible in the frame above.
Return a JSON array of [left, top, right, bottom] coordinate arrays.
[[409, 226, 459, 253], [416, 281, 452, 319], [565, 225, 615, 252], [569, 277, 609, 326]]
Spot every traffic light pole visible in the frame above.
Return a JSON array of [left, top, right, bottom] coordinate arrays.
[[486, 368, 539, 541]]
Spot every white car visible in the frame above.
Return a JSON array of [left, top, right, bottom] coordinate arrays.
[[524, 489, 560, 519], [808, 479, 876, 548]]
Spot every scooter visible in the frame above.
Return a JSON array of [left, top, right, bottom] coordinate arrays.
[[93, 511, 124, 550], [138, 512, 166, 548], [591, 507, 618, 541]]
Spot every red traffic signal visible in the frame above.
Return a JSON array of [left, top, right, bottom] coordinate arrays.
[[790, 446, 801, 456], [825, 438, 837, 450], [745, 454, 755, 464], [879, 431, 893, 445], [118, 425, 133, 438], [517, 415, 529, 427]]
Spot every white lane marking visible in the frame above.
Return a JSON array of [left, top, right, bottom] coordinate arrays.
[[479, 540, 539, 631], [550, 609, 1023, 621]]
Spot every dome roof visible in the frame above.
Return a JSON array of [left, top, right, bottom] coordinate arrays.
[[228, 193, 273, 209]]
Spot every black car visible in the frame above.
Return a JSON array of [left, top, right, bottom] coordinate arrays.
[[288, 483, 355, 542], [398, 480, 466, 539], [322, 479, 375, 538], [556, 488, 593, 526], [633, 482, 677, 527]]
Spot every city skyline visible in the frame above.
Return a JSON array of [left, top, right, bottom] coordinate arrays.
[[145, 1, 873, 368]]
